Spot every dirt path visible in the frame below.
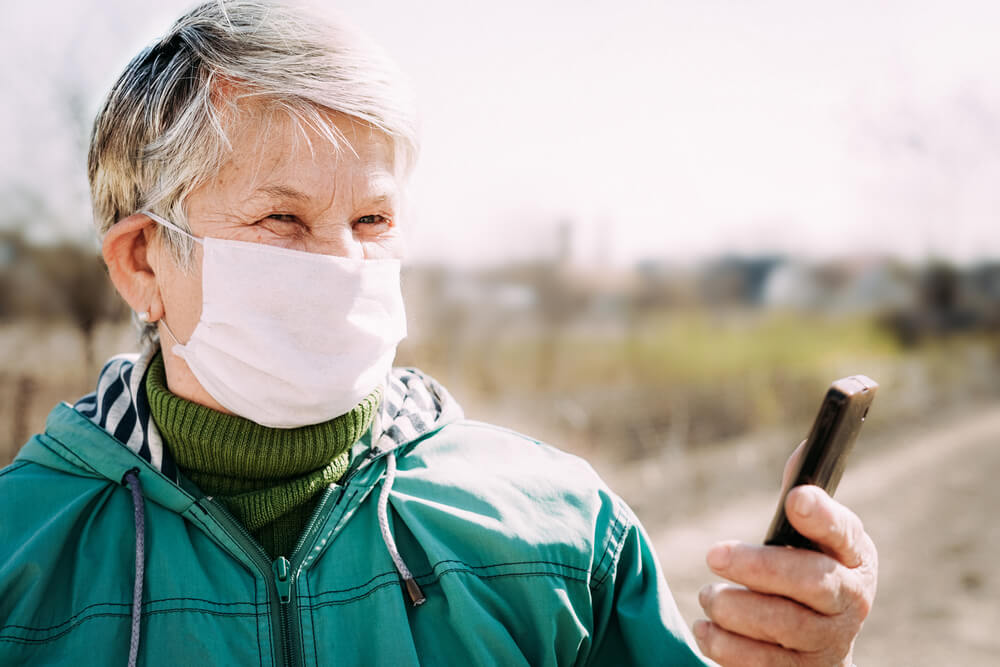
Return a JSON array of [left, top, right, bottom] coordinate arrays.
[[642, 404, 1000, 666]]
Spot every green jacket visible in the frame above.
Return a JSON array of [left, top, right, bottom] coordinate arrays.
[[1, 395, 707, 665]]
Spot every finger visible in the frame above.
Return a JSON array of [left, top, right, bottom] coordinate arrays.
[[706, 540, 851, 615], [698, 582, 830, 652], [785, 485, 874, 570], [692, 619, 802, 667], [780, 440, 807, 494]]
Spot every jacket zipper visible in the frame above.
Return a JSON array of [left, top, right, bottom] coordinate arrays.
[[280, 485, 340, 667], [198, 451, 381, 665], [275, 458, 382, 664], [201, 492, 337, 667], [272, 556, 294, 666]]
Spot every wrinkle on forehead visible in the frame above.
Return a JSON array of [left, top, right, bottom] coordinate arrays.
[[219, 100, 395, 195]]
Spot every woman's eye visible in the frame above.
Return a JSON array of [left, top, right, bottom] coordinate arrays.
[[354, 214, 393, 232], [264, 214, 299, 224], [252, 214, 305, 234]]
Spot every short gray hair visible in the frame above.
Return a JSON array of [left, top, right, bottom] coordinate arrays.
[[88, 0, 417, 254]]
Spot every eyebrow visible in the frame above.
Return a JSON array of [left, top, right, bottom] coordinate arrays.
[[366, 194, 395, 206], [250, 183, 399, 207], [248, 183, 399, 214], [253, 184, 311, 201]]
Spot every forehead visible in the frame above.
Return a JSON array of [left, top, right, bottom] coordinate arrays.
[[210, 103, 399, 203]]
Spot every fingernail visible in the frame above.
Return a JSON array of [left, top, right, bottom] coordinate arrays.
[[793, 489, 815, 517], [698, 584, 711, 608], [693, 619, 709, 641], [706, 544, 731, 570]]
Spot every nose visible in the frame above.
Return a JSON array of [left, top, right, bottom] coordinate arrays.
[[303, 227, 364, 260]]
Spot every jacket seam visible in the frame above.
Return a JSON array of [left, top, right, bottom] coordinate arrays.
[[596, 499, 630, 589], [0, 460, 31, 478], [449, 420, 544, 445], [254, 579, 263, 667], [327, 488, 359, 537], [307, 567, 590, 611], [305, 571, 398, 601], [188, 506, 264, 581], [308, 573, 320, 667], [427, 558, 590, 574], [0, 607, 260, 644], [432, 566, 588, 586], [27, 437, 100, 476], [1, 596, 262, 633], [590, 497, 629, 590], [298, 486, 359, 573], [306, 561, 590, 608], [1, 598, 261, 633], [303, 558, 591, 602], [307, 581, 400, 609]]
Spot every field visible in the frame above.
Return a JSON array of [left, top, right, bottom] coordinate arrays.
[[2, 315, 999, 664]]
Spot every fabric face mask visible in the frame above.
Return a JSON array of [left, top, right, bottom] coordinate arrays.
[[141, 211, 406, 428]]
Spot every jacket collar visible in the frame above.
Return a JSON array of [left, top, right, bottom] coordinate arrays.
[[47, 342, 463, 484]]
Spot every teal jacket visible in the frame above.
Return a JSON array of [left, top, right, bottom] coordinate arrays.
[[1, 372, 708, 665]]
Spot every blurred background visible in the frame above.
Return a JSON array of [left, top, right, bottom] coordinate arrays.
[[2, 1, 999, 664]]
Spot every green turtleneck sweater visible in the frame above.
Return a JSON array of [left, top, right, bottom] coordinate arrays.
[[144, 354, 379, 558]]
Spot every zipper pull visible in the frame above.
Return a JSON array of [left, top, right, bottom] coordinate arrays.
[[272, 557, 292, 604]]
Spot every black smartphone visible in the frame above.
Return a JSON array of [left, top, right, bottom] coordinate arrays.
[[764, 375, 878, 550]]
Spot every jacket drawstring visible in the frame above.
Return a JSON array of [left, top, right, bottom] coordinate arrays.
[[376, 451, 426, 606], [122, 468, 146, 667]]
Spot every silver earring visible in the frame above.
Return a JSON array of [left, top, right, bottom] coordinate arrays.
[[138, 311, 150, 323]]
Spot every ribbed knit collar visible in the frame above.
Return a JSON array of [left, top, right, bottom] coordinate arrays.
[[144, 353, 379, 485]]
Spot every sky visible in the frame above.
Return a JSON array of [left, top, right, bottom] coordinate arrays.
[[2, 0, 999, 267]]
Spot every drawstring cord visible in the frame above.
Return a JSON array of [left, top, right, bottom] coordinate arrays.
[[122, 468, 146, 667], [376, 451, 425, 606]]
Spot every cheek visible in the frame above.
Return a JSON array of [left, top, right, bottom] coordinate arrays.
[[158, 252, 205, 336], [360, 233, 405, 260]]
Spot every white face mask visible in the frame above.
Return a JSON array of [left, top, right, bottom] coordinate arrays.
[[141, 211, 406, 428]]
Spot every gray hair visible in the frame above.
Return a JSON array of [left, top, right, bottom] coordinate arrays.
[[88, 0, 417, 260]]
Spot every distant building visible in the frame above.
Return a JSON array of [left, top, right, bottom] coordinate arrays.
[[762, 257, 916, 313]]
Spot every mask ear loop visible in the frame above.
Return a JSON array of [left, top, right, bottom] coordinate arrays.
[[158, 319, 185, 348], [139, 210, 203, 245], [138, 210, 202, 349]]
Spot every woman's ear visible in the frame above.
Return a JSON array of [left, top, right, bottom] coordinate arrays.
[[102, 213, 165, 320]]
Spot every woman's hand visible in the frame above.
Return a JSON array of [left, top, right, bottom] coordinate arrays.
[[692, 447, 878, 666]]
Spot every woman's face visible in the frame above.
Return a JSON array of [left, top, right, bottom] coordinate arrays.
[[147, 107, 404, 411]]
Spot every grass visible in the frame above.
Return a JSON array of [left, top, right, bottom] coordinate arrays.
[[441, 308, 903, 395], [404, 307, 998, 457]]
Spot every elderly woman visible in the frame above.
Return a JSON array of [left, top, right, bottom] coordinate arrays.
[[0, 1, 876, 665]]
